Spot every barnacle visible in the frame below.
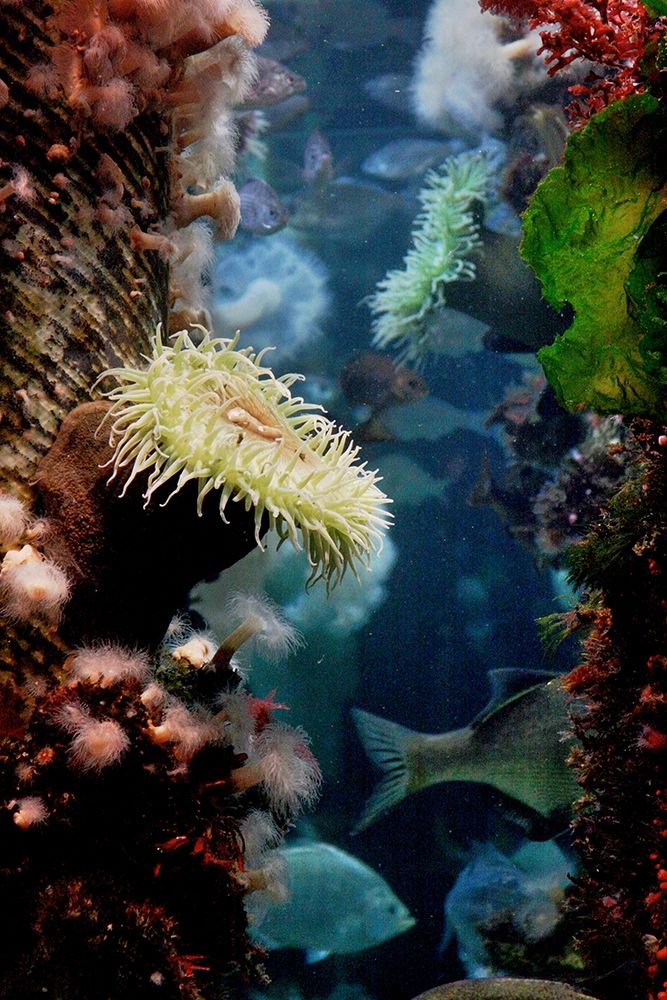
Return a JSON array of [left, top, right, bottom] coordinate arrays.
[[367, 152, 492, 365], [100, 328, 392, 587]]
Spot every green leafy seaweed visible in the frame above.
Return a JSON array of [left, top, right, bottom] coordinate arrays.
[[521, 93, 667, 420]]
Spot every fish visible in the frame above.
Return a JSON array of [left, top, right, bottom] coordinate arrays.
[[303, 128, 334, 187], [376, 453, 450, 507], [249, 841, 415, 961], [352, 670, 581, 835], [443, 841, 572, 977], [381, 395, 489, 443], [262, 94, 312, 133], [361, 138, 463, 181], [288, 177, 398, 243], [340, 351, 428, 441], [410, 980, 598, 999], [242, 56, 307, 109], [421, 307, 490, 358], [363, 73, 414, 116], [239, 179, 290, 236]]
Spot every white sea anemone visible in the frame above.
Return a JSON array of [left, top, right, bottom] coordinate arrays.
[[147, 702, 225, 760], [67, 644, 151, 687], [169, 631, 218, 668], [0, 544, 70, 625], [211, 234, 330, 364], [57, 703, 130, 772], [100, 328, 392, 587], [12, 796, 48, 829], [238, 808, 281, 867], [367, 153, 492, 365], [221, 591, 302, 660], [412, 0, 544, 138], [231, 721, 321, 816], [0, 492, 29, 548]]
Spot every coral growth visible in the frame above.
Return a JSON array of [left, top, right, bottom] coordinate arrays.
[[0, 2, 340, 997], [0, 601, 317, 997], [479, 0, 663, 123], [562, 425, 667, 999]]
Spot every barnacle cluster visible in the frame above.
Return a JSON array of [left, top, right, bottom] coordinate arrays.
[[102, 328, 392, 587]]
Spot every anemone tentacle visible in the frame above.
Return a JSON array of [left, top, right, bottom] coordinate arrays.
[[367, 152, 492, 365], [100, 329, 392, 587]]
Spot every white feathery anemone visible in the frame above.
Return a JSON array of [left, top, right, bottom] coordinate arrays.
[[412, 0, 544, 138], [0, 492, 29, 548], [100, 328, 392, 587], [57, 703, 130, 772], [67, 644, 151, 687], [367, 153, 492, 366], [221, 591, 302, 661], [13, 796, 48, 829], [0, 544, 70, 624], [238, 809, 281, 867]]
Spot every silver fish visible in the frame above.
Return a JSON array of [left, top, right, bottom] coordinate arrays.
[[239, 179, 290, 236], [352, 671, 580, 833], [263, 94, 311, 133], [363, 73, 414, 116], [243, 56, 307, 109], [411, 980, 598, 999], [289, 177, 397, 243], [303, 128, 334, 186], [443, 841, 571, 977], [250, 841, 415, 961], [361, 138, 462, 181]]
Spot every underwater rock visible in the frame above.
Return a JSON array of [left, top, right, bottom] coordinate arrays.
[[411, 979, 597, 999], [35, 402, 261, 650]]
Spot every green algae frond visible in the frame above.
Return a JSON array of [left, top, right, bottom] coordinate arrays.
[[367, 152, 492, 365], [100, 329, 392, 587], [521, 93, 667, 420]]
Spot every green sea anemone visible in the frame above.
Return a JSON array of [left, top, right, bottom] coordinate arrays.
[[367, 152, 492, 365], [100, 329, 392, 587]]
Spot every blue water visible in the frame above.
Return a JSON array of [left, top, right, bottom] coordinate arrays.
[[205, 2, 582, 996]]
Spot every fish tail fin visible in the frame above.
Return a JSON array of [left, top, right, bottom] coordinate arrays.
[[351, 708, 417, 833]]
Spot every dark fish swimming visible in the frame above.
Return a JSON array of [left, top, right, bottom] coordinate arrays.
[[242, 56, 307, 109], [340, 350, 428, 441], [410, 980, 598, 999], [239, 178, 290, 235], [352, 670, 581, 834], [303, 128, 334, 187]]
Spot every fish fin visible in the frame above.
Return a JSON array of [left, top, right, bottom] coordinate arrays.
[[471, 668, 563, 726], [351, 708, 415, 833], [306, 949, 331, 964], [489, 788, 569, 840]]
